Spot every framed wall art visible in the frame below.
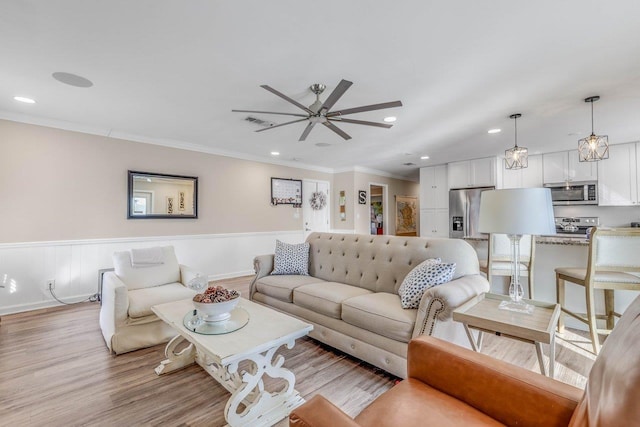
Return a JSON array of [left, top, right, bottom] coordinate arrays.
[[395, 195, 417, 236], [271, 178, 303, 206], [358, 190, 367, 204]]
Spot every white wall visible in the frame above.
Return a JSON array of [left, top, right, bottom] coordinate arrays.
[[0, 231, 303, 315]]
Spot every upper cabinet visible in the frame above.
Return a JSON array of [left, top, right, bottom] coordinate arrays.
[[543, 151, 597, 184], [448, 157, 496, 189], [598, 143, 638, 206], [501, 154, 543, 189], [419, 165, 448, 209]]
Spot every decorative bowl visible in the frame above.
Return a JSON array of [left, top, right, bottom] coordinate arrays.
[[193, 294, 240, 322]]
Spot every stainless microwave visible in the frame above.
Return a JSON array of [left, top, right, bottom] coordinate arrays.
[[544, 181, 598, 205]]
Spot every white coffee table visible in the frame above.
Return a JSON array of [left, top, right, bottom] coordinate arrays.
[[152, 298, 313, 427]]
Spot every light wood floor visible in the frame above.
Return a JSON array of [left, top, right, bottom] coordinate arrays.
[[0, 276, 595, 426]]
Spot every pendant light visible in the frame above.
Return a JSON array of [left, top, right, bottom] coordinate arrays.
[[505, 113, 528, 170], [578, 96, 609, 162]]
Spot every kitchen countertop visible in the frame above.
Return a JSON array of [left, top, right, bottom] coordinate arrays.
[[463, 235, 589, 246]]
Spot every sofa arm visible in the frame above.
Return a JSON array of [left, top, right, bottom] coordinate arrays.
[[408, 336, 582, 427], [179, 264, 206, 287], [412, 274, 490, 337], [99, 272, 130, 352], [289, 395, 361, 427], [250, 254, 274, 299]]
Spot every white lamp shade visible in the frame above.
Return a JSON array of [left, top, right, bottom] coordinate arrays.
[[479, 188, 556, 235]]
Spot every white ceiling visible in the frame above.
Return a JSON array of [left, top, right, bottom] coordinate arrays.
[[2, 1, 640, 180]]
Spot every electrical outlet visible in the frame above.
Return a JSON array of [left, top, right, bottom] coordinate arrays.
[[46, 279, 55, 290]]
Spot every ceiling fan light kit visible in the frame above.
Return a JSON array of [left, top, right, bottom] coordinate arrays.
[[504, 113, 528, 170], [578, 95, 609, 162], [232, 79, 402, 141]]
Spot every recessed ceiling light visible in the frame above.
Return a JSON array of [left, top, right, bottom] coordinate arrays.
[[52, 72, 93, 88], [14, 96, 36, 104], [420, 155, 430, 160], [315, 142, 331, 147], [384, 116, 397, 123], [270, 151, 280, 156], [488, 128, 501, 134]]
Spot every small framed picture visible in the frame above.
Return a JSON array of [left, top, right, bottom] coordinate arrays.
[[167, 197, 174, 214], [358, 190, 367, 204], [179, 191, 185, 211]]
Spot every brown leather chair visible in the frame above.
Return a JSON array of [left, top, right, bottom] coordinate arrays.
[[290, 294, 640, 427]]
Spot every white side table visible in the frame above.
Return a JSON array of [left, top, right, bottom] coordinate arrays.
[[453, 293, 560, 378]]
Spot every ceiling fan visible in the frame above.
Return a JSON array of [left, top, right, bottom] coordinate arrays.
[[232, 79, 402, 141]]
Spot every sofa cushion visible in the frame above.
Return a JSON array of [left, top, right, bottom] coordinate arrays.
[[113, 246, 181, 290], [342, 292, 417, 342], [256, 275, 327, 302], [354, 378, 504, 427], [294, 282, 372, 319], [398, 262, 456, 309], [272, 240, 310, 275], [128, 283, 196, 318]]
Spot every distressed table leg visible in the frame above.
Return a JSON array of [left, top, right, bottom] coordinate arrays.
[[535, 342, 547, 376], [154, 335, 196, 375], [199, 338, 304, 427]]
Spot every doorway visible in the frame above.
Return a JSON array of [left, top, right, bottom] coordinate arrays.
[[369, 183, 387, 235], [303, 179, 331, 239]]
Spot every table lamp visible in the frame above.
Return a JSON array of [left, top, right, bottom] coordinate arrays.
[[479, 188, 555, 313]]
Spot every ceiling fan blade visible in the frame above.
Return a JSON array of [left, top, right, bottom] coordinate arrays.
[[322, 122, 352, 140], [260, 85, 314, 114], [299, 122, 316, 141], [327, 100, 403, 117], [320, 79, 353, 112], [328, 117, 393, 128], [232, 109, 308, 118], [255, 118, 308, 132]]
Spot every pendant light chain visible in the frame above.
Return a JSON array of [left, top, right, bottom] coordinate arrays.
[[590, 98, 595, 135]]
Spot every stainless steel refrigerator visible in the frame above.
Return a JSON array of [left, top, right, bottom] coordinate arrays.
[[449, 187, 495, 238]]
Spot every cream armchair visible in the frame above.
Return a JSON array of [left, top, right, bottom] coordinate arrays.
[[99, 246, 204, 354]]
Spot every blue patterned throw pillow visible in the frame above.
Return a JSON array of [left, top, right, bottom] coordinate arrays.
[[398, 259, 456, 309], [271, 240, 310, 275]]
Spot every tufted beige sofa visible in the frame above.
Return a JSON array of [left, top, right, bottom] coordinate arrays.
[[250, 232, 490, 378]]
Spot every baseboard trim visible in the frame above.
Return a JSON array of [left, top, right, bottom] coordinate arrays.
[[0, 271, 255, 316], [0, 292, 98, 316]]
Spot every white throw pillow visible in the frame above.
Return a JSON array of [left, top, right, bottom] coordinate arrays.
[[398, 259, 456, 309], [271, 240, 310, 275]]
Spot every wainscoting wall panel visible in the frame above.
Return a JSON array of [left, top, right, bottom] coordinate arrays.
[[0, 230, 304, 315]]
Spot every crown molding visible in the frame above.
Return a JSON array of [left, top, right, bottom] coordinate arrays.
[[0, 112, 335, 174], [332, 165, 417, 182]]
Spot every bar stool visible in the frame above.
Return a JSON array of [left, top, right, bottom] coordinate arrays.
[[479, 233, 536, 299], [556, 227, 640, 354]]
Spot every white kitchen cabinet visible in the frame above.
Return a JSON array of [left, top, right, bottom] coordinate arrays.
[[420, 209, 449, 237], [419, 165, 448, 209], [598, 143, 638, 206], [543, 150, 597, 184], [501, 155, 543, 189], [448, 157, 496, 189]]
